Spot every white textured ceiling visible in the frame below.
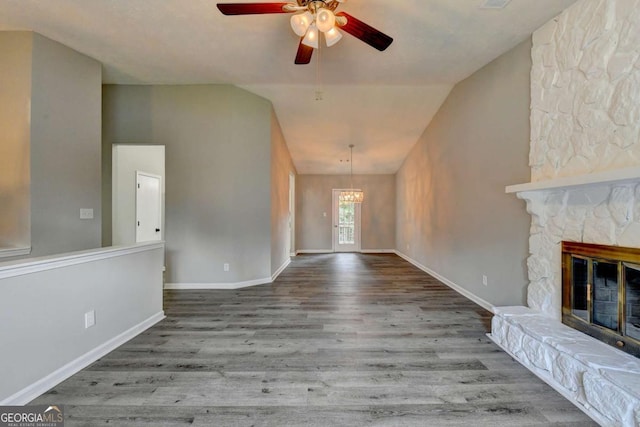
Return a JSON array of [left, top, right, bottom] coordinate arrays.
[[0, 0, 578, 173]]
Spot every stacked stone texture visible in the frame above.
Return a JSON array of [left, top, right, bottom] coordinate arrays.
[[530, 0, 640, 181], [526, 0, 640, 319]]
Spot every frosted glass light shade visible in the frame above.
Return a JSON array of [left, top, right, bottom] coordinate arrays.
[[316, 8, 336, 33], [301, 24, 319, 48], [290, 11, 313, 37], [324, 27, 342, 47]]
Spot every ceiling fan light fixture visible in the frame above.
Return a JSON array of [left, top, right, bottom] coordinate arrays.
[[324, 27, 343, 47], [290, 11, 314, 37], [316, 8, 336, 33], [301, 23, 319, 49]]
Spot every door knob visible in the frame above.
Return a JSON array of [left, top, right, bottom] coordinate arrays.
[[155, 228, 161, 232]]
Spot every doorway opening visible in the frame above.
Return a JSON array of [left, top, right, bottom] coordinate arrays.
[[289, 173, 296, 256], [112, 145, 165, 246]]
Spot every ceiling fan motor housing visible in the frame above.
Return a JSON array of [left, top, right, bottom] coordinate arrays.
[[296, 0, 341, 12]]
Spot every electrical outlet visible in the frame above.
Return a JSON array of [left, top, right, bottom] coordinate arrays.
[[482, 275, 488, 286], [85, 310, 96, 329], [224, 263, 230, 272]]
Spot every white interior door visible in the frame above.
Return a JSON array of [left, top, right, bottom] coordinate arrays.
[[136, 171, 162, 243], [333, 189, 361, 252]]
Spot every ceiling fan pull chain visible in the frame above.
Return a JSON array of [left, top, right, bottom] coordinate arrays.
[[315, 38, 323, 101]]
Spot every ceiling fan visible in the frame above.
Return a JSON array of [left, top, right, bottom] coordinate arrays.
[[216, 0, 393, 64]]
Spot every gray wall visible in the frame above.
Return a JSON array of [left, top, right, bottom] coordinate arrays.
[[0, 32, 31, 251], [0, 244, 164, 402], [396, 39, 532, 307], [0, 32, 102, 259], [103, 85, 275, 284], [270, 111, 296, 274], [297, 174, 396, 251]]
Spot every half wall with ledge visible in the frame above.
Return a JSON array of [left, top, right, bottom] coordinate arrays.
[[0, 241, 165, 405]]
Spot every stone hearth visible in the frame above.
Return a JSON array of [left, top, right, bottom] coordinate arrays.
[[491, 306, 640, 426]]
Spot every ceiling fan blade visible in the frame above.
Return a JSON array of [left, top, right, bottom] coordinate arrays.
[[335, 12, 393, 51], [294, 39, 313, 64], [217, 3, 291, 15]]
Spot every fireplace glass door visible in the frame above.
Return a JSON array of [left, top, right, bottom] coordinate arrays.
[[592, 260, 619, 331], [562, 241, 640, 358], [569, 257, 621, 333], [571, 257, 589, 322], [625, 263, 640, 341]]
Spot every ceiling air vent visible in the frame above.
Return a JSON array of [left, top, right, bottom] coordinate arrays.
[[480, 0, 511, 9]]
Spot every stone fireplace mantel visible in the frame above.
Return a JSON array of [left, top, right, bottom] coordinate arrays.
[[506, 166, 640, 195]]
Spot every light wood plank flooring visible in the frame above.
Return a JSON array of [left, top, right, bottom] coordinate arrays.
[[32, 253, 597, 426]]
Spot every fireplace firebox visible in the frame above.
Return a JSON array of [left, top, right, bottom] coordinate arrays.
[[562, 241, 640, 358]]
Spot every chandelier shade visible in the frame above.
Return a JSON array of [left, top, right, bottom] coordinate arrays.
[[339, 189, 364, 203]]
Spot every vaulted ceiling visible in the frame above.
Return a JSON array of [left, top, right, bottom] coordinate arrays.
[[0, 0, 578, 173]]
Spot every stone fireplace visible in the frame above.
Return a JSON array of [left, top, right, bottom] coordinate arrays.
[[490, 0, 640, 424]]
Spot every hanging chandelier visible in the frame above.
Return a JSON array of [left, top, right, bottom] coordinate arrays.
[[339, 144, 364, 204]]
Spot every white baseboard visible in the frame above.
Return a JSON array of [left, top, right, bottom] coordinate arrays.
[[1, 311, 165, 406], [394, 250, 495, 314], [165, 258, 293, 290], [165, 277, 272, 290], [297, 249, 395, 255], [271, 258, 291, 281]]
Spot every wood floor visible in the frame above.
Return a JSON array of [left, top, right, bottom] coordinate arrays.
[[31, 253, 597, 426]]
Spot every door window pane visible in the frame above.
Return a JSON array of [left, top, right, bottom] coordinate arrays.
[[338, 202, 355, 244]]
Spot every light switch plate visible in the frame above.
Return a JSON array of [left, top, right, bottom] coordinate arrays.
[[80, 208, 94, 219], [85, 310, 96, 328]]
